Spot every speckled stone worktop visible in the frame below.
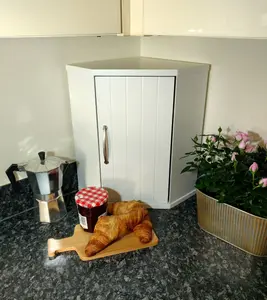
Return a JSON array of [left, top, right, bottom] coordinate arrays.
[[1, 198, 267, 300]]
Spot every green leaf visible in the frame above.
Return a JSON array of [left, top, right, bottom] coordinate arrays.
[[191, 138, 202, 146], [180, 152, 195, 159], [181, 166, 192, 174], [251, 205, 261, 217], [186, 162, 198, 167], [185, 152, 194, 155]]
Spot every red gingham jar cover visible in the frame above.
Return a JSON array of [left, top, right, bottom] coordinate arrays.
[[75, 187, 108, 208]]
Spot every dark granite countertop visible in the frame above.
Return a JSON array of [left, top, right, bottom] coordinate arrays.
[[1, 198, 267, 300]]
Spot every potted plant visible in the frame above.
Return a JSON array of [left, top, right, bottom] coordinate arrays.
[[181, 127, 267, 256]]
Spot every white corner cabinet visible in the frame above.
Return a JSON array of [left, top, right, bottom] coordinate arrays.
[[66, 57, 210, 209], [0, 0, 121, 37], [122, 0, 267, 38]]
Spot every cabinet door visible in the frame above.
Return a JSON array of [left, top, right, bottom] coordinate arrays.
[[143, 0, 267, 38], [121, 0, 144, 35], [95, 76, 175, 206], [0, 0, 121, 37]]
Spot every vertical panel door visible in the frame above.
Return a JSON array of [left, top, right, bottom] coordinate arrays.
[[95, 76, 175, 207]]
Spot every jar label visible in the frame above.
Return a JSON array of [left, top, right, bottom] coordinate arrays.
[[78, 213, 88, 229]]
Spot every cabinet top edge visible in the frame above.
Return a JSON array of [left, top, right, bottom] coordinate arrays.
[[66, 56, 210, 70]]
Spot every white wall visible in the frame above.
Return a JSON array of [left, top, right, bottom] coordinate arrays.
[[0, 36, 139, 186], [141, 36, 267, 137], [2, 35, 267, 187]]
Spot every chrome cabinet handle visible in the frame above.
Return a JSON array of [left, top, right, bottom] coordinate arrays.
[[103, 125, 109, 164]]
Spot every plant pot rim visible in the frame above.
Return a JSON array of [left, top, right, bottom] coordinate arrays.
[[196, 189, 267, 222]]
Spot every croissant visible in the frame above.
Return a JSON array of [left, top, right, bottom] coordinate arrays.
[[133, 214, 153, 243], [108, 200, 153, 244], [108, 200, 144, 215], [85, 208, 147, 257]]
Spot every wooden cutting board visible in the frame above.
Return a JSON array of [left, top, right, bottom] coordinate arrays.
[[48, 224, 159, 261]]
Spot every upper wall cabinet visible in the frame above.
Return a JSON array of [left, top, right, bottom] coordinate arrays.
[[0, 0, 121, 37], [122, 0, 144, 36], [122, 0, 267, 38]]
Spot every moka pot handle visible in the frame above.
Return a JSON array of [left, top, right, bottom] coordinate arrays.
[[5, 164, 21, 192]]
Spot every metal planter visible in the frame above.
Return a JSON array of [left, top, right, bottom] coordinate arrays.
[[197, 189, 267, 257]]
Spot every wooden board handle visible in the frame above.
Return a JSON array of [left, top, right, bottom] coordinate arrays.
[[48, 236, 76, 258]]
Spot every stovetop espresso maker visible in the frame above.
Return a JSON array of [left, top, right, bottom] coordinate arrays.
[[6, 151, 67, 223]]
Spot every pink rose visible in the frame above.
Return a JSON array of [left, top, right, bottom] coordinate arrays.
[[264, 139, 267, 145], [211, 136, 216, 143], [238, 140, 246, 150], [235, 132, 243, 141], [235, 131, 249, 142], [259, 178, 267, 188], [245, 144, 257, 153], [242, 135, 249, 143], [249, 162, 259, 173], [231, 152, 238, 161]]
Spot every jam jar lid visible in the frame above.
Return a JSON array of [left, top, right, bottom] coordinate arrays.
[[75, 187, 108, 208]]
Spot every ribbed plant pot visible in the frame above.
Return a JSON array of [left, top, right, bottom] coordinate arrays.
[[197, 189, 267, 257]]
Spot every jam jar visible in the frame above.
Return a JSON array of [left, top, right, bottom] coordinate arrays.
[[75, 187, 108, 233]]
